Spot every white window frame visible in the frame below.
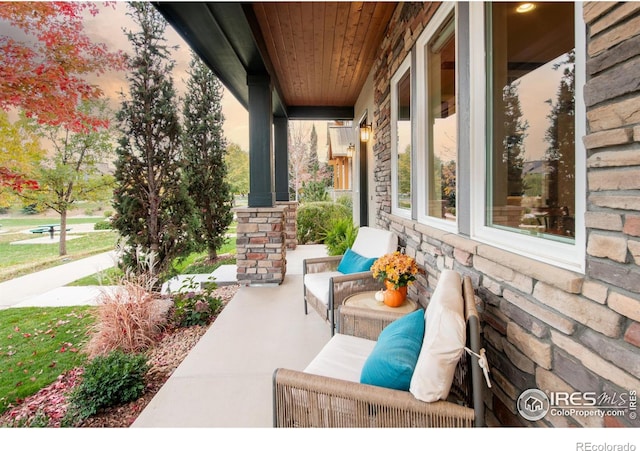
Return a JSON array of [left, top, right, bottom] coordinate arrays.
[[415, 1, 457, 233], [469, 1, 586, 273], [391, 55, 412, 219]]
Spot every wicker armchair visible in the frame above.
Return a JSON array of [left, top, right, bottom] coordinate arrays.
[[303, 226, 398, 334], [273, 275, 488, 428]]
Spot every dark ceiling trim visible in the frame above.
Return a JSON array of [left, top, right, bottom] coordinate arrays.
[[154, 2, 288, 117], [242, 3, 287, 118], [287, 106, 355, 120], [154, 3, 358, 120], [153, 2, 251, 109]]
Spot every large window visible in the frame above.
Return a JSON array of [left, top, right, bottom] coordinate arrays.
[[390, 2, 584, 271], [391, 56, 412, 217], [486, 2, 575, 241], [417, 4, 456, 225], [470, 1, 585, 271]]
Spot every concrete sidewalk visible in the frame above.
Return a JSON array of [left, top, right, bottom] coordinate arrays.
[[132, 244, 331, 427], [0, 251, 117, 308], [0, 251, 240, 310]]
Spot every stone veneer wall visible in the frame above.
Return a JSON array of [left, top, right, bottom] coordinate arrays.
[[372, 2, 640, 427], [276, 201, 298, 250], [234, 206, 287, 285]]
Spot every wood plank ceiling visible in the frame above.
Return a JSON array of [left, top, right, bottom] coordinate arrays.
[[251, 2, 397, 109]]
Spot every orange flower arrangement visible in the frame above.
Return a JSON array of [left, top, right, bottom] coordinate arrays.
[[371, 251, 418, 289]]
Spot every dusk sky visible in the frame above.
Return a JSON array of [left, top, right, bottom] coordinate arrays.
[[82, 2, 251, 151], [82, 2, 330, 156]]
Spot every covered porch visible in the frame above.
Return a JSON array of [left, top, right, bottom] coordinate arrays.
[[150, 1, 640, 433]]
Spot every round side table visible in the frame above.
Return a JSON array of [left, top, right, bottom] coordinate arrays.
[[343, 291, 418, 314]]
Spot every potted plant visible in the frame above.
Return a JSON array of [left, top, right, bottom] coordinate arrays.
[[371, 251, 418, 307]]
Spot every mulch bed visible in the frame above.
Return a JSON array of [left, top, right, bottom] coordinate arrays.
[[0, 284, 239, 428]]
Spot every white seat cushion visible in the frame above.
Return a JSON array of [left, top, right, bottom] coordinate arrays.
[[350, 227, 398, 259], [304, 334, 376, 382], [304, 271, 343, 307], [409, 269, 466, 402]]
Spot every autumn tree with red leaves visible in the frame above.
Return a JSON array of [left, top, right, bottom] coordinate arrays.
[[0, 1, 125, 190]]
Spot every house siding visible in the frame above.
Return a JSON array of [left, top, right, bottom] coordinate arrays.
[[371, 2, 640, 427]]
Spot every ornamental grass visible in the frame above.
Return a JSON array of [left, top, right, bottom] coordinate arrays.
[[84, 280, 171, 359]]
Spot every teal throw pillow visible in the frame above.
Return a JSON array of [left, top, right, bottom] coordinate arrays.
[[337, 248, 377, 274], [360, 308, 425, 391]]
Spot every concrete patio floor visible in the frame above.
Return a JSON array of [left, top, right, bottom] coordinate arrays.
[[132, 244, 333, 428]]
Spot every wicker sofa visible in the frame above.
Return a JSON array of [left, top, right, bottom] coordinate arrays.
[[273, 272, 488, 427]]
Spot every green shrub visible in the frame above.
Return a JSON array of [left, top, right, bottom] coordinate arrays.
[[323, 218, 358, 256], [336, 194, 353, 210], [103, 210, 113, 218], [93, 220, 112, 230], [65, 350, 149, 424], [296, 201, 351, 244], [300, 180, 329, 202], [21, 203, 40, 215], [171, 277, 223, 327]]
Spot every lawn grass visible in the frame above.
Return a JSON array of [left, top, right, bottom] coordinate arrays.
[[66, 266, 124, 287], [0, 217, 103, 229], [0, 230, 119, 283], [171, 239, 237, 275], [0, 306, 96, 415], [181, 255, 237, 274], [68, 238, 237, 286]]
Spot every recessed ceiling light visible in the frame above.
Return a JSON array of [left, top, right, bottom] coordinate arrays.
[[516, 3, 536, 13]]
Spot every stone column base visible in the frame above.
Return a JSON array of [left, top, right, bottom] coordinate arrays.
[[234, 206, 287, 285], [275, 200, 298, 250]]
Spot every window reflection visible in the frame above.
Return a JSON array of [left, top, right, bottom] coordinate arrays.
[[486, 2, 575, 241], [396, 68, 411, 211], [427, 14, 456, 221]]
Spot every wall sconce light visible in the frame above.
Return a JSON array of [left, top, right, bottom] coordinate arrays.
[[360, 123, 372, 142], [347, 143, 355, 158]]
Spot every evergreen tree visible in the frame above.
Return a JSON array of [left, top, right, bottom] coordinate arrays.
[[545, 50, 575, 214], [182, 51, 233, 261], [502, 81, 529, 196], [307, 124, 319, 173], [112, 2, 195, 277]]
